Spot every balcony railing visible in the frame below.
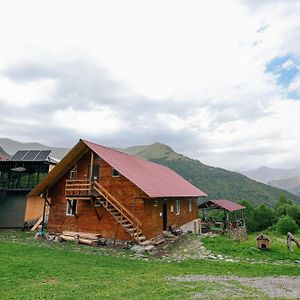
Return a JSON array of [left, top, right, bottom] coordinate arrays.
[[65, 179, 92, 198]]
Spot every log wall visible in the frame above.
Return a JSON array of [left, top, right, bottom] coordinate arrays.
[[47, 151, 146, 240], [47, 150, 199, 241]]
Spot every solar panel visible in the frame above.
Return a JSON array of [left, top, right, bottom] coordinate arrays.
[[22, 150, 40, 161], [10, 150, 28, 161], [35, 150, 51, 161], [9, 150, 51, 162]]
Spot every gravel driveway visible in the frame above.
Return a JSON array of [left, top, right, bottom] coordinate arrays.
[[172, 275, 300, 298]]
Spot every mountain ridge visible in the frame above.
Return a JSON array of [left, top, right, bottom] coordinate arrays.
[[1, 138, 299, 206], [121, 143, 300, 206], [0, 138, 69, 159]]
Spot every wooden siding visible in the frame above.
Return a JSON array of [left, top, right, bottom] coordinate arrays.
[[142, 197, 198, 239], [46, 150, 199, 240], [47, 151, 146, 240], [24, 196, 45, 221]]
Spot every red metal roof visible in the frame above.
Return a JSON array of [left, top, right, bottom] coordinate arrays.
[[83, 140, 207, 198], [210, 199, 245, 211], [0, 154, 9, 161]]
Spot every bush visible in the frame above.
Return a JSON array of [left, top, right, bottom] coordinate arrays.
[[276, 215, 299, 235]]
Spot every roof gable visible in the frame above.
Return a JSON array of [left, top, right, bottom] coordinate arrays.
[[29, 139, 206, 198], [83, 140, 206, 198]]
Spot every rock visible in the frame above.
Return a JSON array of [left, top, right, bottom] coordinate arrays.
[[144, 245, 155, 251], [131, 245, 145, 254]]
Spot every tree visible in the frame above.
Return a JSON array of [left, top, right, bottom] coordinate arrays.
[[275, 194, 292, 210], [254, 204, 275, 231], [276, 215, 299, 235], [239, 200, 256, 232], [286, 205, 300, 226]]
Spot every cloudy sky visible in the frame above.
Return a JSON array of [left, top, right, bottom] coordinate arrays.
[[0, 0, 300, 170]]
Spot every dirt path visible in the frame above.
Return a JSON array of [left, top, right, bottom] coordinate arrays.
[[172, 275, 300, 298]]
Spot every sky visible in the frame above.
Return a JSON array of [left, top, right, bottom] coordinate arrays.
[[0, 0, 300, 171]]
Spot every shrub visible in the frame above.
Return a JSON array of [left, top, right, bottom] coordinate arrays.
[[276, 215, 299, 235]]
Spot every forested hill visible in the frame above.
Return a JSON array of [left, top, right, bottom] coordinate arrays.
[[122, 143, 300, 207]]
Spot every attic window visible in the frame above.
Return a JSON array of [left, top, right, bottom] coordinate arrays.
[[112, 168, 120, 177]]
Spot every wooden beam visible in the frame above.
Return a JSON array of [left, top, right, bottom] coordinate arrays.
[[89, 151, 94, 179]]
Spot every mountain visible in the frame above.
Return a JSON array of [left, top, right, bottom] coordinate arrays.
[[240, 166, 300, 184], [1, 138, 299, 206], [122, 143, 300, 207], [269, 176, 300, 196], [0, 138, 68, 160]]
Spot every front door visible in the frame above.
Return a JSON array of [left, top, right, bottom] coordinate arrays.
[[163, 202, 168, 230]]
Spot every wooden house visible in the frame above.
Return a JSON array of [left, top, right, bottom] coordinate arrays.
[[0, 150, 58, 228], [28, 139, 206, 243]]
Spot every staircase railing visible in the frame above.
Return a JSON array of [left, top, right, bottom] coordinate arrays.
[[92, 180, 142, 234]]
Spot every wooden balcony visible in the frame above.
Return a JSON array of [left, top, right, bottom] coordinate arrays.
[[65, 179, 92, 199]]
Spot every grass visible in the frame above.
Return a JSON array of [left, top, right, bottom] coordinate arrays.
[[202, 232, 300, 262], [1, 231, 300, 299]]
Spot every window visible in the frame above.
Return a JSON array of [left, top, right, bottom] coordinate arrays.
[[175, 199, 180, 215], [153, 200, 158, 207], [69, 165, 77, 179], [88, 164, 100, 180], [189, 199, 192, 212], [112, 168, 120, 177], [66, 199, 77, 216]]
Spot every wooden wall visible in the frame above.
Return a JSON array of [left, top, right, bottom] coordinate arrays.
[[142, 197, 198, 239], [24, 196, 44, 221], [47, 151, 146, 240], [46, 150, 199, 241]]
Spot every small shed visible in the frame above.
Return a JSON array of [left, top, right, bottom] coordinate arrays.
[[256, 234, 270, 250], [198, 199, 246, 231]]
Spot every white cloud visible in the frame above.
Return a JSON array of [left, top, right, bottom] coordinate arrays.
[[0, 0, 300, 170], [52, 107, 123, 136]]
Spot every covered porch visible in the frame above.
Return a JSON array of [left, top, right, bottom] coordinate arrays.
[[198, 199, 246, 234]]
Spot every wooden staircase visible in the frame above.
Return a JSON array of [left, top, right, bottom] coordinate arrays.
[[65, 179, 146, 245], [92, 181, 147, 245]]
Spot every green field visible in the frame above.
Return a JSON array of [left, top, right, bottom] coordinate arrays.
[[202, 232, 300, 262], [0, 231, 300, 299]]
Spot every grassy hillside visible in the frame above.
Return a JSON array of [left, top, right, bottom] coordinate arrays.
[[0, 231, 300, 299], [123, 143, 300, 206], [269, 175, 300, 196]]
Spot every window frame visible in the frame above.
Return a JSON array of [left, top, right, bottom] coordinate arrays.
[[66, 199, 78, 216], [175, 199, 180, 215], [112, 168, 120, 177]]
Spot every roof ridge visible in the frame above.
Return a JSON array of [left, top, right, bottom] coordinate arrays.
[[82, 139, 172, 171]]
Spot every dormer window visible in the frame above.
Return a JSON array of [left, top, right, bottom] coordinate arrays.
[[112, 168, 120, 177]]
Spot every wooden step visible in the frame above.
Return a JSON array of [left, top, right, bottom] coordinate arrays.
[[123, 224, 134, 228]]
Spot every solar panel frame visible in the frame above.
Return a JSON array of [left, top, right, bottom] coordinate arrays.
[[10, 150, 29, 161], [22, 150, 40, 161], [34, 150, 51, 161], [9, 150, 51, 162]]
